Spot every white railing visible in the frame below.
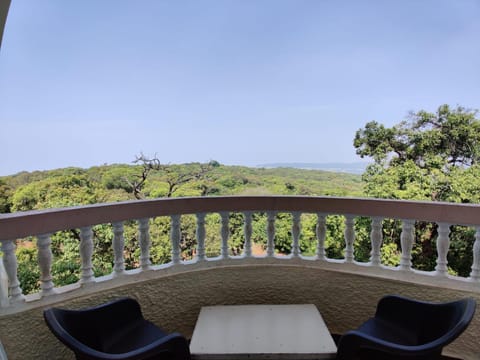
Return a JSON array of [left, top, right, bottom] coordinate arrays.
[[1, 196, 480, 309]]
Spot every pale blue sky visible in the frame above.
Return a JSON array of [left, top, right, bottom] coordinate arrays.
[[1, 0, 479, 176]]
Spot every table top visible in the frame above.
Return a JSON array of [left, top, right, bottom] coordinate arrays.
[[189, 304, 337, 360]]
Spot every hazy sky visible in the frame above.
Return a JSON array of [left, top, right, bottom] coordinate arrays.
[[1, 0, 479, 176]]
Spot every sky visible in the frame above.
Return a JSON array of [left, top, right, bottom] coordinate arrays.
[[1, 0, 479, 176]]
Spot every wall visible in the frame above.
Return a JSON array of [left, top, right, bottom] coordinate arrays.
[[1, 264, 479, 359]]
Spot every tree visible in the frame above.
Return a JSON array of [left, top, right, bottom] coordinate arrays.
[[126, 154, 217, 199], [11, 174, 99, 211], [5, 162, 364, 294], [126, 153, 162, 200], [0, 178, 12, 213], [160, 162, 216, 197], [354, 104, 480, 275], [355, 105, 480, 201]]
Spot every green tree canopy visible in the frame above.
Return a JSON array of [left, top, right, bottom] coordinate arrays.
[[0, 178, 12, 213], [11, 174, 99, 211], [354, 104, 480, 201], [354, 104, 480, 276]]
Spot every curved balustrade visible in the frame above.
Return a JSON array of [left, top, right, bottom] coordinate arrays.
[[1, 196, 480, 310]]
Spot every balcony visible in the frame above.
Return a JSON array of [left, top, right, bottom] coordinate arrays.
[[0, 196, 480, 360]]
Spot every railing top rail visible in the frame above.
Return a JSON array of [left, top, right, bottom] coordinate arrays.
[[1, 195, 480, 241]]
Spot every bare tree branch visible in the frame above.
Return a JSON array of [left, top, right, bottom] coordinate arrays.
[[126, 154, 217, 199]]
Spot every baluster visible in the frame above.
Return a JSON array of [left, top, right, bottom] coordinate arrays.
[[470, 227, 480, 280], [399, 219, 415, 271], [370, 217, 383, 266], [220, 212, 229, 259], [138, 218, 151, 270], [435, 223, 451, 276], [266, 211, 276, 257], [316, 213, 327, 260], [243, 211, 253, 257], [79, 227, 95, 284], [37, 233, 55, 296], [170, 215, 181, 264], [344, 215, 355, 263], [0, 257, 9, 307], [112, 222, 125, 276], [291, 212, 301, 257], [1, 240, 25, 303], [196, 213, 206, 261]]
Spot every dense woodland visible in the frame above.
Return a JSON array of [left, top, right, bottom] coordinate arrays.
[[0, 161, 364, 294], [1, 104, 480, 294]]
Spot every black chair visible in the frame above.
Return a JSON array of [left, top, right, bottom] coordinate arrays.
[[44, 297, 191, 360], [336, 295, 476, 360]]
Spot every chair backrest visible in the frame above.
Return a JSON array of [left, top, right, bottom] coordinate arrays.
[[337, 296, 476, 360], [44, 297, 144, 353], [418, 297, 476, 346], [376, 295, 476, 348]]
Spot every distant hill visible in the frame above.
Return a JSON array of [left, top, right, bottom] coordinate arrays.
[[257, 162, 369, 174]]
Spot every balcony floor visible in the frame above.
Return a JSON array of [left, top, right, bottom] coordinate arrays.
[[330, 334, 462, 360]]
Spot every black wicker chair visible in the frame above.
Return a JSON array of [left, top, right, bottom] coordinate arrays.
[[44, 297, 191, 360], [336, 295, 476, 360]]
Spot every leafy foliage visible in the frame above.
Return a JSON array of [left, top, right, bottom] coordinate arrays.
[[354, 104, 480, 275], [0, 179, 12, 213], [1, 162, 364, 294]]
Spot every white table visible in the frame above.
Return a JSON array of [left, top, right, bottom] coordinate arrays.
[[189, 304, 337, 359]]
